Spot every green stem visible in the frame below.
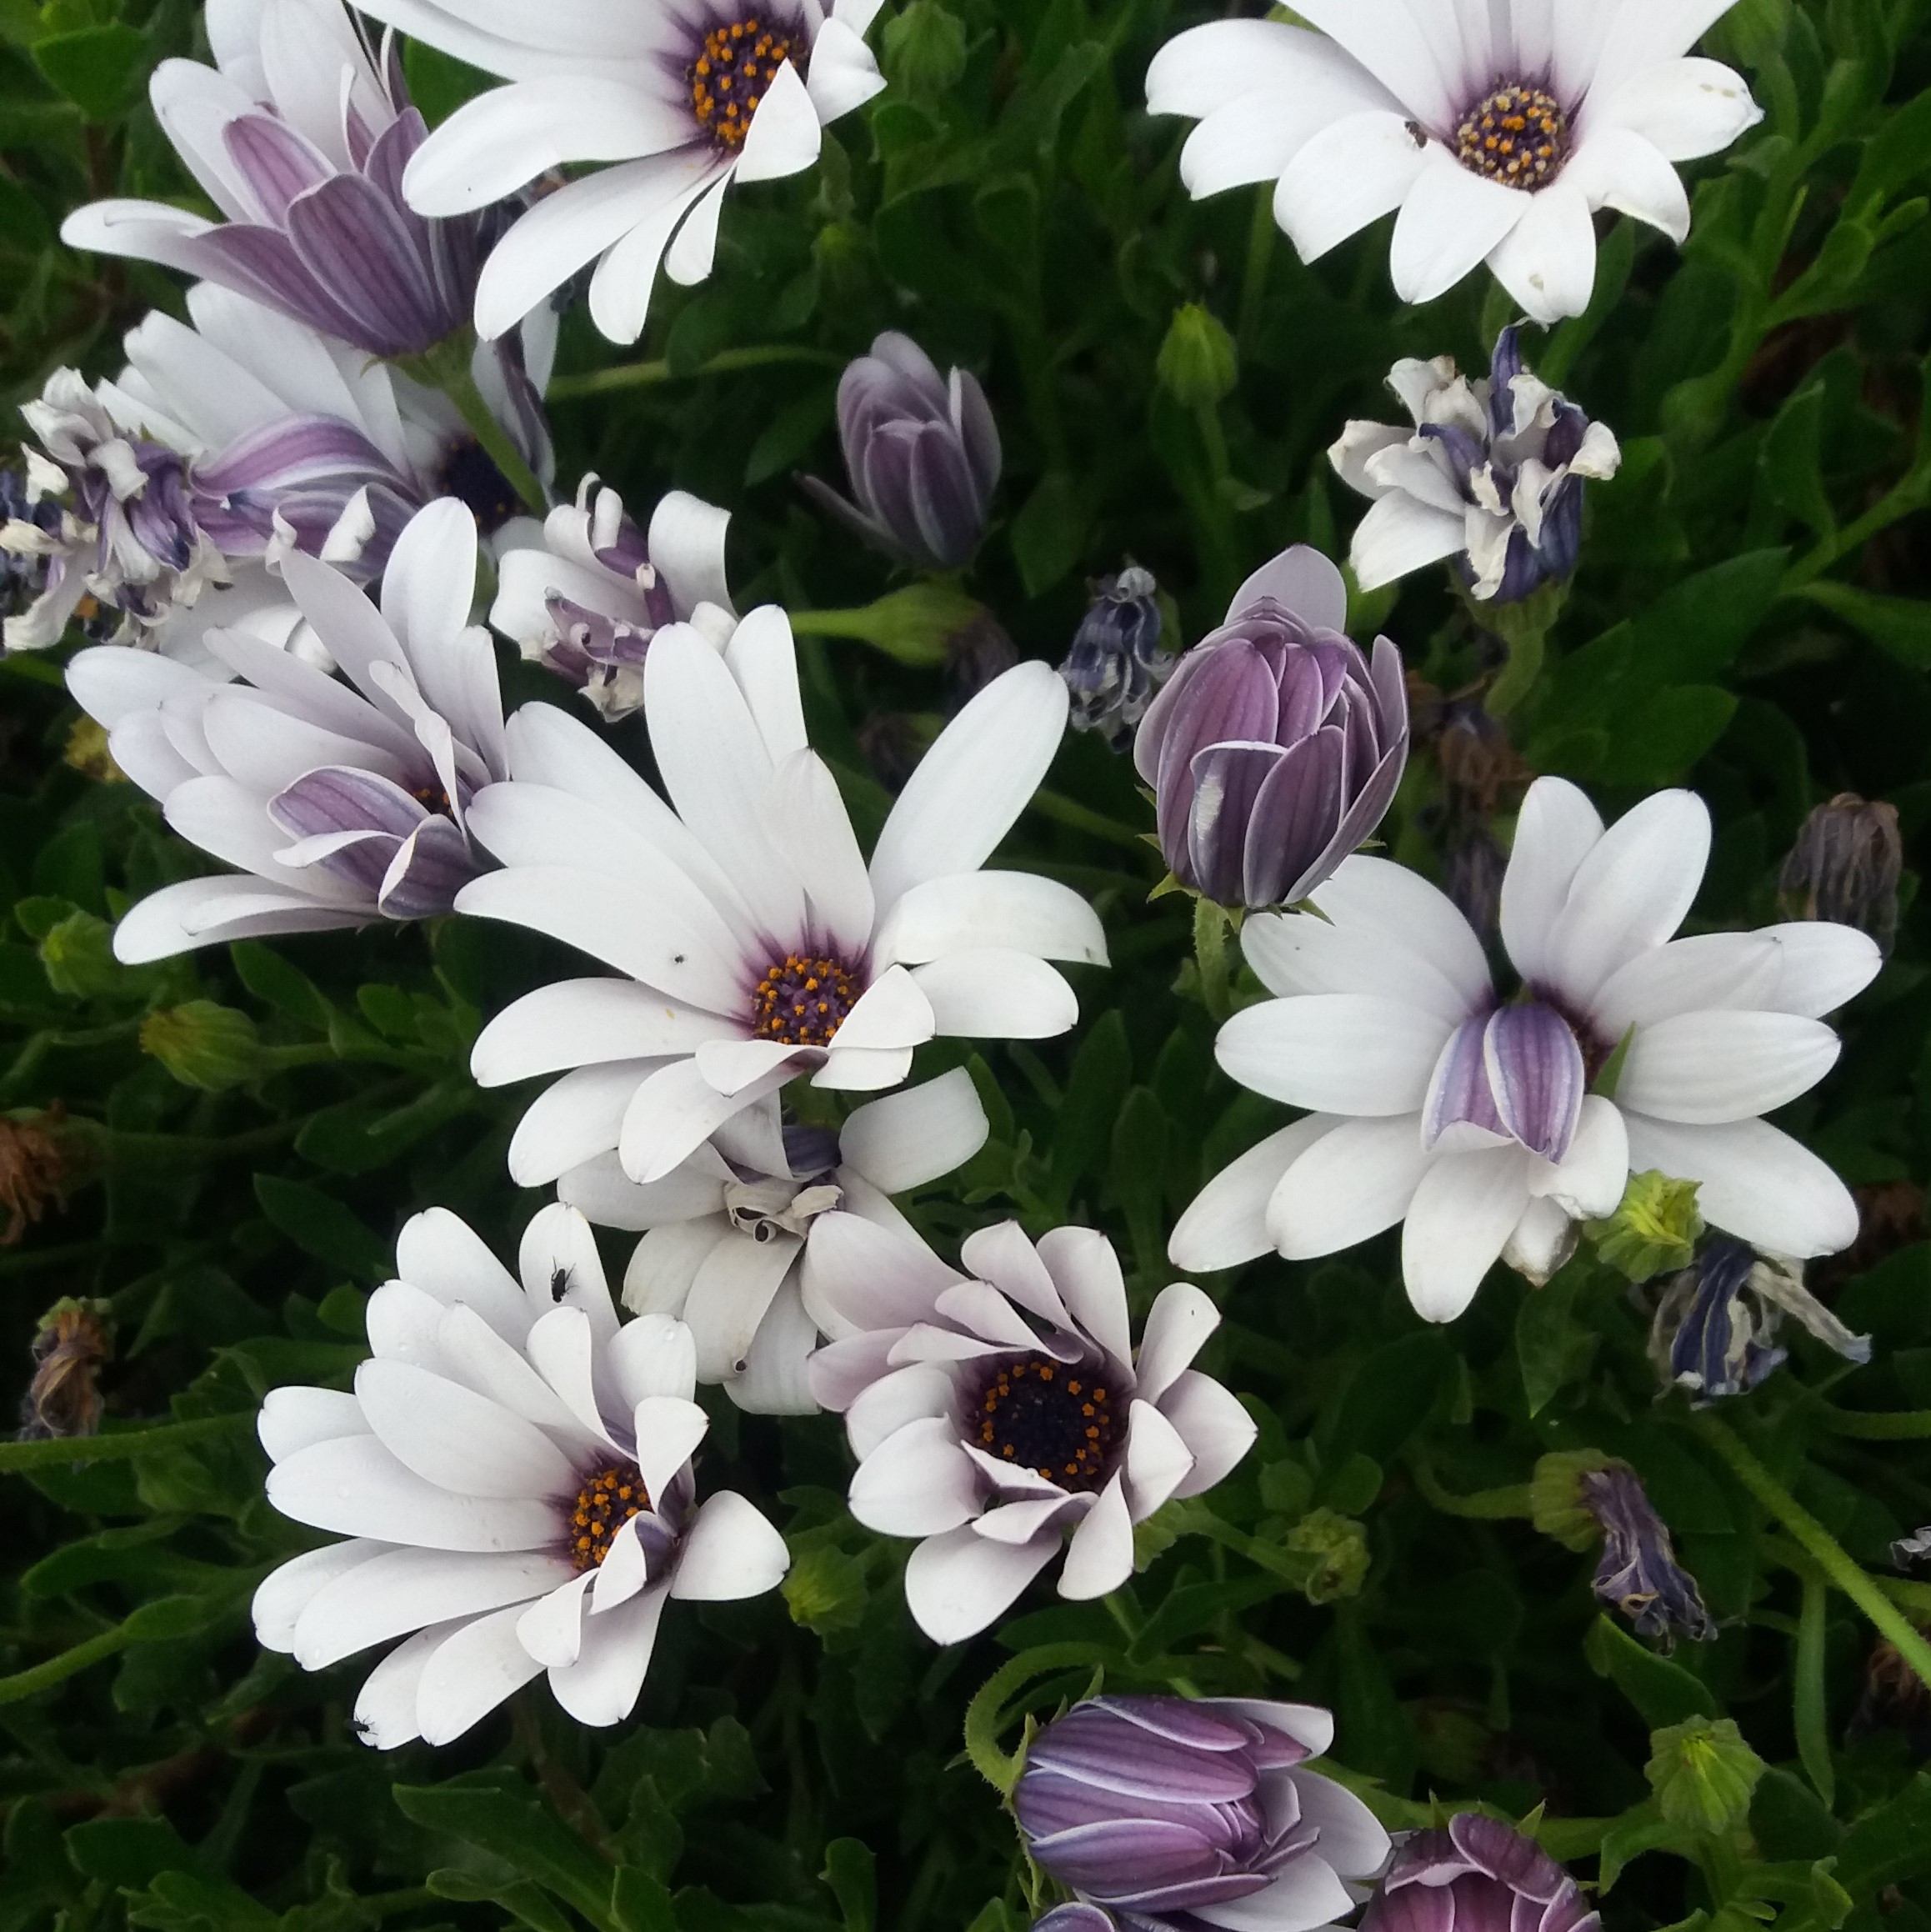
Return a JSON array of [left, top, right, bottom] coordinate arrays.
[[961, 1643, 1110, 1796], [0, 1410, 255, 1474], [1693, 1414, 1931, 1689], [1794, 1564, 1836, 1809], [1236, 183, 1276, 353], [1784, 469, 1931, 588], [1409, 1455, 1534, 1520], [544, 344, 847, 400], [1026, 787, 1153, 855], [1193, 898, 1233, 1023], [0, 1624, 130, 1705], [443, 358, 548, 518]]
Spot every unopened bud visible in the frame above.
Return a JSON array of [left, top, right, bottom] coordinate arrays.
[[1779, 793, 1902, 956], [63, 716, 125, 783], [1157, 304, 1238, 412], [1644, 1716, 1765, 1834], [38, 910, 122, 999], [141, 1001, 262, 1091], [1589, 1169, 1703, 1282], [1282, 1506, 1368, 1604]]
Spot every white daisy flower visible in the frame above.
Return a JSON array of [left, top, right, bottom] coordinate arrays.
[[1171, 777, 1882, 1321], [563, 1069, 990, 1414], [803, 1214, 1258, 1644], [1145, 0, 1764, 323], [352, 0, 888, 343], [68, 498, 509, 961], [490, 477, 733, 722], [457, 612, 1104, 1190], [253, 1203, 790, 1746]]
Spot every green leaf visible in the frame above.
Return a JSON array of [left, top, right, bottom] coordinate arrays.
[[820, 1839, 876, 1932], [230, 940, 334, 1029], [1832, 1772, 1931, 1893], [1051, 1009, 1131, 1202], [1327, 1333, 1453, 1465], [610, 1869, 675, 1932], [1515, 1265, 1598, 1416], [396, 1779, 618, 1931], [33, 23, 146, 120], [1795, 579, 1931, 668], [1584, 1614, 1719, 1727], [253, 1176, 393, 1280], [1761, 383, 1835, 540], [1011, 471, 1090, 597]]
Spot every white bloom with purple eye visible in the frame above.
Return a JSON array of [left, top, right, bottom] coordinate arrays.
[[1146, 0, 1763, 323], [491, 478, 733, 722], [67, 498, 509, 961], [4, 371, 228, 655], [803, 1216, 1257, 1644], [350, 0, 887, 344], [1172, 776, 1882, 1321], [798, 333, 1002, 572], [1133, 547, 1408, 911], [1016, 1695, 1392, 1932], [1330, 328, 1622, 603], [63, 0, 504, 359], [253, 1203, 790, 1746], [455, 616, 1103, 1189], [561, 1070, 988, 1414]]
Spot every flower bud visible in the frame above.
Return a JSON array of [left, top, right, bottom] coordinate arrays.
[[1358, 1814, 1599, 1932], [1063, 566, 1173, 751], [38, 910, 123, 1000], [1588, 1169, 1703, 1282], [883, 0, 968, 98], [1282, 1506, 1368, 1603], [1644, 1716, 1765, 1834], [1778, 793, 1902, 956], [1133, 546, 1408, 909], [1015, 1695, 1390, 1932], [141, 1002, 263, 1092], [1157, 304, 1238, 411], [63, 716, 125, 783], [800, 333, 1001, 572]]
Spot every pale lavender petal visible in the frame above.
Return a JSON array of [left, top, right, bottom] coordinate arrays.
[[378, 814, 479, 918], [1243, 726, 1345, 908], [1483, 1003, 1584, 1163], [1187, 741, 1282, 905], [1423, 1015, 1503, 1149]]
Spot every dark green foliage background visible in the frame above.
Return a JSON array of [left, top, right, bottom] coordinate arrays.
[[5, 2, 1931, 1932]]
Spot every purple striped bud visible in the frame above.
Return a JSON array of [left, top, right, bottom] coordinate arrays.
[[1133, 547, 1408, 910], [801, 333, 1001, 572], [1359, 1815, 1598, 1932], [1014, 1695, 1390, 1932]]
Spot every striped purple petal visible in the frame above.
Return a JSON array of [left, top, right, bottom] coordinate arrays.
[[1483, 1003, 1584, 1164]]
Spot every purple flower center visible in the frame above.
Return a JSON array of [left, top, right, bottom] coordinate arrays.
[[1455, 82, 1569, 188], [974, 1353, 1118, 1493], [566, 1461, 649, 1570], [436, 436, 521, 535], [750, 950, 861, 1048], [688, 13, 803, 151]]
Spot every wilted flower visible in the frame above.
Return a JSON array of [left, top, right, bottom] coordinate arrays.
[[1147, 1, 1761, 323], [355, 0, 887, 344], [1063, 567, 1173, 751], [19, 1298, 114, 1441], [1779, 793, 1903, 957], [1133, 545, 1408, 910], [801, 333, 1002, 571], [553, 1071, 988, 1414], [1580, 1463, 1714, 1644], [1358, 1813, 1598, 1932], [1895, 1527, 1931, 1570], [0, 1109, 71, 1246], [806, 1216, 1256, 1642], [254, 1204, 790, 1744], [1651, 1239, 1871, 1401], [1331, 328, 1621, 603], [63, 0, 501, 359], [1172, 778, 1881, 1320], [457, 626, 1101, 1189], [1017, 1696, 1391, 1932], [491, 479, 733, 721], [1848, 1637, 1931, 1760], [68, 500, 508, 960], [4, 372, 227, 653]]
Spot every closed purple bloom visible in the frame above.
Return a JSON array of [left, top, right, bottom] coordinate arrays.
[[1063, 567, 1173, 752], [1360, 1816, 1598, 1932], [1015, 1695, 1390, 1932], [62, 0, 495, 361], [1133, 546, 1408, 910], [1579, 1464, 1715, 1645], [801, 333, 1001, 572]]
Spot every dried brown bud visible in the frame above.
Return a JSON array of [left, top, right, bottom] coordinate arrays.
[[1779, 793, 1903, 955], [0, 1108, 70, 1246], [20, 1297, 113, 1440]]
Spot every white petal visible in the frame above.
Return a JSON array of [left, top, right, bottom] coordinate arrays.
[[1400, 1146, 1531, 1322], [621, 1056, 798, 1184], [563, 1151, 729, 1233], [1123, 1399, 1197, 1519], [1758, 922, 1883, 1019], [910, 951, 1078, 1039], [1242, 908, 1473, 1023], [267, 1434, 558, 1551], [831, 964, 938, 1053], [649, 490, 733, 617], [669, 1490, 791, 1599], [1283, 0, 1456, 124], [723, 603, 808, 763], [684, 1228, 799, 1382], [254, 1542, 383, 1651], [1591, 931, 1782, 1034], [1622, 1113, 1859, 1259], [473, 978, 736, 1087], [1169, 1118, 1338, 1272], [849, 1417, 983, 1536], [1266, 1114, 1432, 1259], [1273, 109, 1428, 264], [1134, 1282, 1222, 1404], [733, 58, 820, 184], [810, 1044, 915, 1092], [1500, 775, 1604, 989], [799, 1209, 960, 1343], [1388, 150, 1530, 307], [298, 1547, 571, 1669], [730, 1279, 821, 1415], [804, 15, 886, 123], [1309, 855, 1493, 1008], [1484, 178, 1597, 324], [1283, 1769, 1393, 1879], [608, 1312, 700, 1407], [258, 1386, 368, 1461], [1589, 56, 1763, 163], [351, 1623, 448, 1749], [1618, 1011, 1841, 1124], [517, 1572, 595, 1669], [1504, 1194, 1575, 1284], [869, 661, 1068, 914], [1036, 1225, 1133, 1367], [1056, 1473, 1134, 1600], [1163, 1372, 1258, 1499], [765, 748, 874, 957], [547, 1586, 667, 1728], [1347, 490, 1468, 593], [1529, 1093, 1629, 1219], [354, 1359, 578, 1499], [508, 1061, 659, 1189], [902, 1522, 1061, 1644], [522, 1200, 618, 1336], [1563, 126, 1691, 241], [873, 870, 1106, 970], [1217, 994, 1451, 1116], [1192, 1860, 1353, 1932], [632, 1394, 711, 1505], [838, 1069, 989, 1194], [844, 1364, 954, 1460]]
